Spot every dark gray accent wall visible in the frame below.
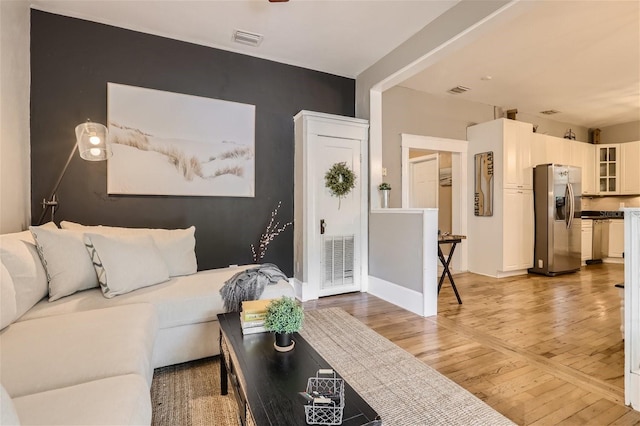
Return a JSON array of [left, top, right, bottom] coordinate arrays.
[[30, 10, 355, 275]]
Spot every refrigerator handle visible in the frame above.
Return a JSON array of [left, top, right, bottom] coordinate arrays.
[[567, 183, 575, 229]]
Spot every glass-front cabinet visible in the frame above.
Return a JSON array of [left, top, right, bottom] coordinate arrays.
[[597, 144, 620, 194]]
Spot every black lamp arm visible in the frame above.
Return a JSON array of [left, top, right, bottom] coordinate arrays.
[[37, 143, 78, 225]]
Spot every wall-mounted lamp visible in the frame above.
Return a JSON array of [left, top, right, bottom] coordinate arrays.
[[37, 120, 111, 224]]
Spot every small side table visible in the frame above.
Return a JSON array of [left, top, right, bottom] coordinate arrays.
[[438, 235, 466, 304]]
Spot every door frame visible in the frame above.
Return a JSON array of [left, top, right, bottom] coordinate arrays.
[[401, 134, 468, 272], [408, 153, 439, 209]]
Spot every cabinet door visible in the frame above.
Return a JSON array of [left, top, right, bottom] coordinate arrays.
[[503, 189, 533, 271], [545, 135, 571, 166], [503, 121, 533, 189], [570, 141, 596, 195], [621, 141, 640, 195], [596, 144, 620, 194]]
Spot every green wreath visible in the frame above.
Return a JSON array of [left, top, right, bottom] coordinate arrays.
[[325, 162, 356, 202]]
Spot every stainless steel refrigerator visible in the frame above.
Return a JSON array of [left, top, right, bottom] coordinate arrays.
[[528, 164, 582, 276]]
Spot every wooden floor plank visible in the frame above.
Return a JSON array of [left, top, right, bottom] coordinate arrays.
[[304, 263, 639, 425]]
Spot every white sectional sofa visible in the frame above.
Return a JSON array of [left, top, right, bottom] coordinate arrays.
[[0, 223, 294, 425]]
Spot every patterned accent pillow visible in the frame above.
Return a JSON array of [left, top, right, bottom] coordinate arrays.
[[83, 233, 169, 298], [84, 236, 109, 295]]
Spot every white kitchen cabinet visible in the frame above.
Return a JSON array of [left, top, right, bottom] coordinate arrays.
[[503, 189, 534, 271], [570, 141, 596, 195], [503, 120, 533, 189], [581, 219, 593, 262], [467, 119, 535, 277], [544, 134, 571, 166], [606, 219, 624, 258], [620, 141, 640, 195], [596, 144, 620, 194]]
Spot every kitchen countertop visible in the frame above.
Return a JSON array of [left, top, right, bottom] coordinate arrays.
[[582, 210, 624, 219]]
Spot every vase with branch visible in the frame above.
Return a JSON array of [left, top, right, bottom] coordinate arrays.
[[251, 201, 292, 263]]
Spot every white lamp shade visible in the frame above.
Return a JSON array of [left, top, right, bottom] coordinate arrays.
[[75, 121, 111, 161]]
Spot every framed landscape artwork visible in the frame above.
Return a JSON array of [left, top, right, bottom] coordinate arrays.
[[107, 83, 255, 197]]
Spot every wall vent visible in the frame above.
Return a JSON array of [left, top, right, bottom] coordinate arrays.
[[322, 235, 355, 289], [447, 85, 470, 94], [232, 29, 263, 47], [540, 109, 560, 115]]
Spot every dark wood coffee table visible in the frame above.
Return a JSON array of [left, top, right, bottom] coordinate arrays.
[[218, 312, 381, 426]]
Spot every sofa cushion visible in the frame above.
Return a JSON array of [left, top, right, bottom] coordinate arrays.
[[1, 384, 20, 426], [29, 226, 98, 301], [12, 374, 151, 426], [1, 304, 158, 398], [0, 262, 17, 330], [84, 233, 169, 298], [20, 266, 294, 330], [60, 221, 197, 277], [0, 226, 56, 318]]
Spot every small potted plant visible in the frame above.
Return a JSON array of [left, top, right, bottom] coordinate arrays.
[[264, 296, 304, 352], [378, 182, 391, 208]]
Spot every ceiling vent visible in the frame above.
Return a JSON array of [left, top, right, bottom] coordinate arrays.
[[540, 109, 560, 115], [233, 29, 263, 47], [447, 85, 470, 94]]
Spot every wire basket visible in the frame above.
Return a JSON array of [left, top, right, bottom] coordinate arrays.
[[304, 369, 345, 425]]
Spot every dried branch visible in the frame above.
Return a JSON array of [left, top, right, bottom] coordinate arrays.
[[251, 201, 293, 263]]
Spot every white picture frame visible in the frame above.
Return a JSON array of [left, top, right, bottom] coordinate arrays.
[[107, 83, 255, 197]]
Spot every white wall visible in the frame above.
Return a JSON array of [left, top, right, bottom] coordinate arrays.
[[383, 86, 493, 207], [0, 1, 31, 233], [601, 120, 640, 144]]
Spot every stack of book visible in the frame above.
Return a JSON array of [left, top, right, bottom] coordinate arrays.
[[240, 299, 272, 335]]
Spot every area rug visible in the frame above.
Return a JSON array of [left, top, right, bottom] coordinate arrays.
[[300, 308, 514, 426], [151, 357, 238, 426], [151, 308, 514, 425]]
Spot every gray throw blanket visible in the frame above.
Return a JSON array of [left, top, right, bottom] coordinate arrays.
[[220, 263, 288, 312]]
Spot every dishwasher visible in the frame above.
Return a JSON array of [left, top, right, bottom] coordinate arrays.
[[587, 219, 608, 264]]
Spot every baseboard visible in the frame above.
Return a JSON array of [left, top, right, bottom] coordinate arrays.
[[292, 278, 319, 302], [367, 275, 426, 317]]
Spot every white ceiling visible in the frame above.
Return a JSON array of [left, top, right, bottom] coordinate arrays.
[[31, 0, 640, 129]]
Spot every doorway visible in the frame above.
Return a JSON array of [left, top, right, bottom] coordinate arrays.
[[400, 134, 468, 272]]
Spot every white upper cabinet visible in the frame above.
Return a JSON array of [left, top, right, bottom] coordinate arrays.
[[503, 120, 533, 189], [620, 141, 640, 195], [543, 134, 571, 166], [570, 141, 596, 195], [596, 144, 620, 194]]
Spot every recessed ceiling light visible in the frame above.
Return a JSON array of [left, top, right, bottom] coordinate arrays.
[[447, 85, 470, 94], [232, 29, 263, 47], [540, 109, 560, 115]]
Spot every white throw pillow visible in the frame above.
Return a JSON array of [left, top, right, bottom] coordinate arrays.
[[29, 226, 98, 301], [60, 221, 197, 277], [0, 262, 17, 330], [1, 384, 20, 425], [84, 233, 170, 298], [0, 224, 56, 317]]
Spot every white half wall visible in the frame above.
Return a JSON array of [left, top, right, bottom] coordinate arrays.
[[0, 1, 31, 232]]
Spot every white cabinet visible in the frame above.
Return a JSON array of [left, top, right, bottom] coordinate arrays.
[[503, 189, 534, 271], [606, 219, 624, 258], [504, 122, 533, 189], [467, 119, 535, 277], [581, 219, 593, 262], [293, 111, 369, 301], [544, 134, 571, 166], [596, 144, 620, 194], [620, 141, 640, 195], [570, 141, 596, 195]]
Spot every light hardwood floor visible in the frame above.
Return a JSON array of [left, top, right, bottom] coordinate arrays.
[[303, 263, 640, 425]]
